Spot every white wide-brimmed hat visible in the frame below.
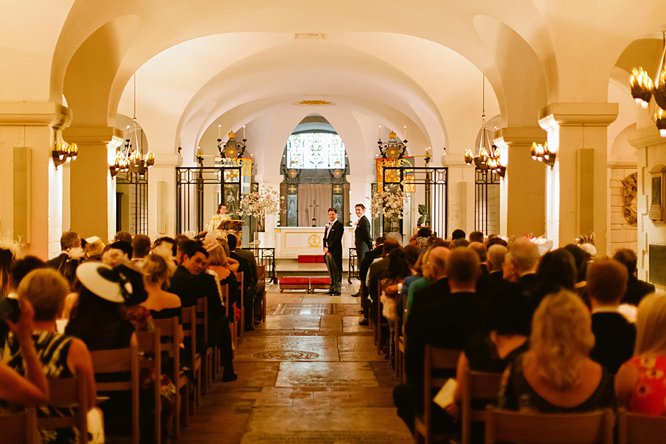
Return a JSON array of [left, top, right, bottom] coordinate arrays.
[[76, 262, 146, 305]]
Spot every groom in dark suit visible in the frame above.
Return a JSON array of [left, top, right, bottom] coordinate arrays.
[[324, 207, 344, 295], [354, 203, 373, 269]]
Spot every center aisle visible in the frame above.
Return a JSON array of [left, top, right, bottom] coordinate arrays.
[[176, 285, 413, 443]]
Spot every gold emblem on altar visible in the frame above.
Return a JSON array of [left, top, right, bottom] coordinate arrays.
[[308, 234, 322, 247]]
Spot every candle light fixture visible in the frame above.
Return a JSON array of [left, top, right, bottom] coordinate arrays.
[[464, 75, 506, 178], [109, 74, 156, 177], [629, 31, 666, 137]]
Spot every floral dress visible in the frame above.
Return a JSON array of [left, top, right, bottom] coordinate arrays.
[[626, 354, 666, 416]]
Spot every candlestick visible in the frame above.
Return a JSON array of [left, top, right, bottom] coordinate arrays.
[[243, 125, 246, 139], [217, 124, 221, 139], [378, 125, 382, 140]]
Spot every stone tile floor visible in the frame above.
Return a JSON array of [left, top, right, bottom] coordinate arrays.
[[175, 288, 412, 443]]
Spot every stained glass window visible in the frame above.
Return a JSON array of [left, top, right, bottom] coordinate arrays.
[[286, 133, 346, 169]]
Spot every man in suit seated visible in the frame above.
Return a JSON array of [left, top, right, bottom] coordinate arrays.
[[588, 258, 635, 374], [394, 247, 488, 433], [613, 248, 655, 306]]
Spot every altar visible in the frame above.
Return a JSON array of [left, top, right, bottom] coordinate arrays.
[[274, 226, 354, 259]]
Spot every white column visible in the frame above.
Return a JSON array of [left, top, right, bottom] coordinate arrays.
[[539, 103, 618, 254]]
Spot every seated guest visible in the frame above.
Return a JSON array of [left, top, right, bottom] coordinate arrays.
[[84, 236, 105, 262], [448, 286, 529, 440], [113, 231, 133, 245], [531, 248, 577, 311], [356, 236, 385, 315], [366, 238, 400, 323], [169, 240, 237, 381], [65, 262, 148, 440], [394, 247, 486, 433], [101, 241, 132, 267], [587, 258, 634, 374], [613, 248, 655, 306], [406, 246, 450, 317], [131, 234, 152, 267], [141, 254, 181, 320], [204, 237, 240, 310], [469, 231, 484, 244], [615, 294, 666, 416], [499, 290, 614, 412], [379, 248, 412, 322], [5, 269, 96, 443], [227, 234, 257, 331], [487, 244, 507, 284], [0, 298, 49, 407]]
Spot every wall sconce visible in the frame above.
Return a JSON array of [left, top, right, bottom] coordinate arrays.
[[531, 141, 557, 168], [52, 141, 78, 168]]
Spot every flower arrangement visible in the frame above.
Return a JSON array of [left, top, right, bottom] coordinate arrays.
[[239, 187, 280, 217], [371, 187, 404, 220]]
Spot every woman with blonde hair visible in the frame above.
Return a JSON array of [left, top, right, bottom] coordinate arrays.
[[499, 289, 615, 412], [615, 294, 666, 415], [141, 253, 181, 319]]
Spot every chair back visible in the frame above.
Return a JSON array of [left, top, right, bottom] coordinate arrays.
[[238, 271, 245, 336], [181, 306, 198, 366], [0, 408, 38, 444], [461, 370, 503, 444], [195, 297, 209, 346], [484, 407, 614, 444], [413, 345, 461, 443], [37, 376, 88, 444], [136, 329, 162, 444], [618, 408, 666, 444], [89, 335, 140, 444]]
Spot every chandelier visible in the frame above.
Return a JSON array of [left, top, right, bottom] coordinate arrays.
[[630, 31, 666, 136], [109, 75, 155, 177], [52, 140, 78, 168], [464, 76, 506, 178], [378, 128, 407, 161], [217, 126, 247, 161], [530, 141, 556, 168]]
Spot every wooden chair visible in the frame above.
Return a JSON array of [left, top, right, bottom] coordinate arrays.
[[37, 376, 88, 444], [153, 316, 190, 438], [238, 271, 245, 338], [0, 408, 38, 444], [414, 345, 461, 444], [181, 306, 202, 411], [195, 297, 214, 392], [90, 335, 141, 444], [618, 408, 666, 444], [136, 329, 162, 444], [461, 370, 502, 444], [257, 265, 267, 323], [484, 407, 614, 444]]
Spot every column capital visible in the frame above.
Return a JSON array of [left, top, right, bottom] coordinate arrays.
[[539, 102, 618, 130], [494, 127, 546, 147], [628, 126, 666, 149], [152, 153, 181, 168], [63, 125, 123, 145], [0, 101, 71, 128]]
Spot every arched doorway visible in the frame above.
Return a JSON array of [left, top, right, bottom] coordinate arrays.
[[280, 115, 350, 227]]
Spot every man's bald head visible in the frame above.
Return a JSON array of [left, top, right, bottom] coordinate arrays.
[[428, 246, 450, 280]]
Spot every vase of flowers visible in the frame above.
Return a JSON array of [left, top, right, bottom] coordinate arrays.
[[371, 187, 404, 234], [239, 187, 280, 234]]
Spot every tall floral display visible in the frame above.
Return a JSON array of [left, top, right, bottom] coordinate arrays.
[[371, 187, 404, 234], [239, 187, 280, 242]]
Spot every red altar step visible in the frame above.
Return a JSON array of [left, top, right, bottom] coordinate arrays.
[[279, 276, 331, 293], [297, 254, 325, 264]]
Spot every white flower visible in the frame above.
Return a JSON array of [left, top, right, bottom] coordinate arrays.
[[371, 188, 404, 220], [239, 187, 280, 217]]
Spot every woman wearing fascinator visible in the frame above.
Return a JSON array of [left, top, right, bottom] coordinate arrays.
[[65, 262, 158, 441]]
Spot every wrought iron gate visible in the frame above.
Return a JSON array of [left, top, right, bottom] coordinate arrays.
[[115, 172, 148, 234], [474, 168, 501, 234], [380, 166, 448, 238], [175, 166, 242, 234]]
